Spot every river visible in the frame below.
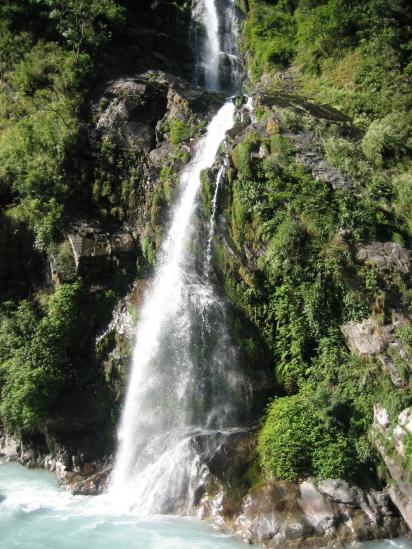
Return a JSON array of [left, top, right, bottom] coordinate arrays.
[[1, 461, 411, 549]]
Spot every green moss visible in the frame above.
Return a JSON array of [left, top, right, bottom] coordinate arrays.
[[141, 236, 157, 267], [53, 240, 76, 282], [92, 140, 141, 222], [168, 116, 204, 146], [404, 433, 412, 483], [150, 182, 166, 227], [200, 169, 213, 210], [231, 131, 260, 179], [160, 165, 174, 202]]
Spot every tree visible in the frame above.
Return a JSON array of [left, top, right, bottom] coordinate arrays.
[[46, 0, 124, 59]]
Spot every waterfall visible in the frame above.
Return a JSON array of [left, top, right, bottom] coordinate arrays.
[[204, 161, 227, 278], [201, 0, 220, 91], [192, 0, 243, 93], [110, 103, 244, 513], [110, 0, 246, 515]]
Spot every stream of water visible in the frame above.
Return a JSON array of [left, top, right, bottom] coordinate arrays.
[[0, 461, 247, 549], [2, 1, 412, 547], [110, 0, 250, 517], [2, 462, 411, 549], [110, 100, 243, 514]]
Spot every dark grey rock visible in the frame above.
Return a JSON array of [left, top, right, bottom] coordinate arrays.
[[292, 132, 353, 190], [356, 242, 411, 274]]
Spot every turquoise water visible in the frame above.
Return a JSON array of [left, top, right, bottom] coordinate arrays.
[[1, 460, 411, 549], [0, 461, 246, 549]]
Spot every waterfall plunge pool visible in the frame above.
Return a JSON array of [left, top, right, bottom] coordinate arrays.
[[1, 461, 411, 549], [0, 461, 246, 549]]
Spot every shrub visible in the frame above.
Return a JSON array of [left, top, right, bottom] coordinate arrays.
[[243, 1, 296, 81], [169, 118, 197, 145], [231, 131, 259, 179], [0, 283, 82, 429], [394, 169, 412, 233], [257, 393, 356, 482], [361, 112, 412, 167], [257, 395, 313, 482], [323, 136, 358, 176]]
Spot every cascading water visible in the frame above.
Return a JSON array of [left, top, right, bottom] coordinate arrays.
[[192, 0, 243, 93], [110, 102, 246, 513], [111, 0, 246, 515], [204, 161, 227, 279]]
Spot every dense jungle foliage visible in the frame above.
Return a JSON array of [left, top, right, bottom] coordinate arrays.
[[0, 0, 190, 433], [221, 0, 412, 484]]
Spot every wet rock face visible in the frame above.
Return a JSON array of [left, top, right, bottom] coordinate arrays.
[[193, 429, 406, 547], [70, 467, 112, 496], [67, 221, 136, 264], [91, 70, 226, 237], [0, 425, 114, 493], [95, 71, 224, 149], [96, 77, 167, 150], [0, 432, 20, 460], [210, 479, 405, 547]]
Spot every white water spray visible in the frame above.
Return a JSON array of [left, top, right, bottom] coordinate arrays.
[[110, 101, 238, 513], [204, 162, 227, 278], [192, 0, 242, 93], [110, 0, 248, 516]]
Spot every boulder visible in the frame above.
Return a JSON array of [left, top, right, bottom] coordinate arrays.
[[356, 242, 411, 274], [342, 317, 386, 356], [96, 76, 167, 150], [193, 426, 406, 547], [0, 432, 20, 459], [292, 132, 353, 190], [341, 316, 411, 387], [70, 467, 112, 496], [228, 479, 404, 547], [233, 482, 312, 545], [317, 479, 364, 508]]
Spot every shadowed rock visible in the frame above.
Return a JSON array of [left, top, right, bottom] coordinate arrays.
[[356, 242, 411, 274]]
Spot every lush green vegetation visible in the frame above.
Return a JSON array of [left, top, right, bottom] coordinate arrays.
[[258, 392, 357, 482], [0, 0, 125, 246], [1, 0, 411, 496], [242, 1, 412, 121], [224, 0, 412, 485], [0, 282, 116, 430], [218, 100, 412, 485], [0, 0, 191, 435], [0, 1, 125, 434]]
